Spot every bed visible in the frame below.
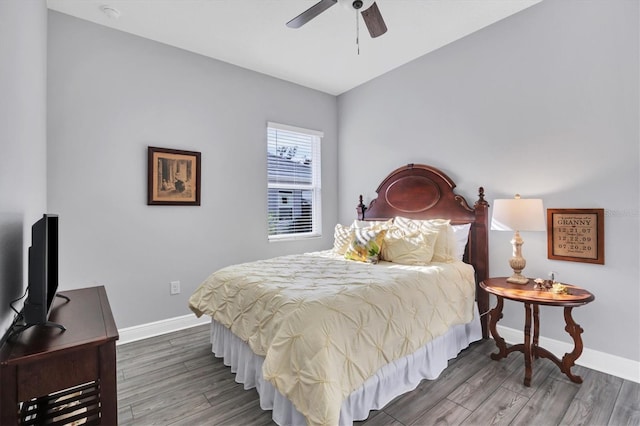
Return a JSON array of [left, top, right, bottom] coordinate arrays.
[[189, 163, 490, 426]]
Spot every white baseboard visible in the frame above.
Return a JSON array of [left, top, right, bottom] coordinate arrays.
[[116, 316, 639, 383], [117, 314, 210, 345], [497, 325, 640, 383]]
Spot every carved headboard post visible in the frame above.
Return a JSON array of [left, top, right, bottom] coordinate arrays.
[[357, 195, 367, 220], [472, 186, 490, 338]]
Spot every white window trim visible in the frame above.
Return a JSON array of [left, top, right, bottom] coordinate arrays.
[[267, 121, 324, 138], [267, 122, 322, 242]]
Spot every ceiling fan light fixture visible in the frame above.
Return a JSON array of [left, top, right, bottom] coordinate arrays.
[[339, 0, 374, 11]]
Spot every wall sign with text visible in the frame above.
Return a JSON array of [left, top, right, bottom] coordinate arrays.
[[547, 208, 604, 264]]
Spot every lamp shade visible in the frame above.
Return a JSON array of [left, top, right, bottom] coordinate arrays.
[[491, 196, 546, 232]]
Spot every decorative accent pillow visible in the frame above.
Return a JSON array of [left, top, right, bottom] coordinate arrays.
[[344, 228, 387, 263], [451, 223, 472, 261], [393, 217, 455, 262], [381, 227, 439, 265], [333, 224, 354, 255]]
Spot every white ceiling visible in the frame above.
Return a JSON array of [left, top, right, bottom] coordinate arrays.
[[46, 0, 542, 95]]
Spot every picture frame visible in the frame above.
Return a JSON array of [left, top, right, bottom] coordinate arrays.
[[147, 147, 201, 206], [547, 208, 604, 264]]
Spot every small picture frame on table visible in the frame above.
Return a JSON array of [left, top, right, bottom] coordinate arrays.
[[547, 208, 604, 264], [148, 147, 201, 206]]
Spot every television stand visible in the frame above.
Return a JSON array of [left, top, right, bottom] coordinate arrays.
[[6, 293, 72, 340], [5, 321, 66, 340], [0, 286, 119, 425]]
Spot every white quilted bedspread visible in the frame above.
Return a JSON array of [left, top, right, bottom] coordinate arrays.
[[189, 251, 476, 426]]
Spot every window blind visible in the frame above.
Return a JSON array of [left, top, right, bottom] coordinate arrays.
[[267, 122, 322, 240]]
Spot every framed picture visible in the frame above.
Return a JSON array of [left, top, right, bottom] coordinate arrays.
[[547, 208, 604, 264], [148, 147, 201, 206]]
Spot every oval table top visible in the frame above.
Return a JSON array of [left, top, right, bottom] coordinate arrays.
[[480, 277, 595, 307]]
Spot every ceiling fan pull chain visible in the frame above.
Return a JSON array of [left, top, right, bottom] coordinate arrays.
[[356, 11, 360, 55]]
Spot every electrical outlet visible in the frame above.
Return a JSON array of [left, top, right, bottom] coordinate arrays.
[[170, 281, 181, 295]]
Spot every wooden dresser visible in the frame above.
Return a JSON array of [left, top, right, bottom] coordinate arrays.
[[0, 286, 119, 425]]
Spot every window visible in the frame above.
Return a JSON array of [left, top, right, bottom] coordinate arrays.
[[267, 122, 322, 240]]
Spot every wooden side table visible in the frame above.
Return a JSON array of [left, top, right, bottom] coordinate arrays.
[[480, 277, 594, 386], [0, 286, 119, 425]]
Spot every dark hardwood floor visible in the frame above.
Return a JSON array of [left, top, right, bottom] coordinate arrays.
[[116, 324, 639, 425]]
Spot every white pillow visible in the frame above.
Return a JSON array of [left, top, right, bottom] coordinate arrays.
[[382, 227, 439, 265], [333, 224, 353, 255], [394, 217, 454, 262], [451, 223, 472, 261], [351, 219, 393, 229]]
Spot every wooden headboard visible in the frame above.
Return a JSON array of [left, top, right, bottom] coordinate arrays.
[[356, 163, 490, 338]]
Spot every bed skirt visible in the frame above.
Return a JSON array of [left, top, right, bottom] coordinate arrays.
[[209, 305, 482, 426]]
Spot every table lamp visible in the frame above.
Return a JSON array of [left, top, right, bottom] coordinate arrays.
[[491, 195, 546, 284]]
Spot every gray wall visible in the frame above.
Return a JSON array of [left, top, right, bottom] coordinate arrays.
[[8, 0, 638, 366], [47, 12, 338, 328], [337, 0, 639, 362], [0, 0, 48, 337]]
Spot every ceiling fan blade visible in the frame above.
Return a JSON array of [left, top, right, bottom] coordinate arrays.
[[361, 2, 387, 38], [286, 0, 338, 29]]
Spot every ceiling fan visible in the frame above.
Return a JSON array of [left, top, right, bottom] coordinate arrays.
[[286, 0, 388, 38]]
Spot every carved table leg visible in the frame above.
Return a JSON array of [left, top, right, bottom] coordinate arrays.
[[533, 304, 540, 359], [535, 307, 586, 384], [489, 296, 507, 360], [561, 307, 585, 384], [523, 302, 533, 386]]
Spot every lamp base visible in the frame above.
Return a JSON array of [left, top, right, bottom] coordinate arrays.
[[506, 273, 529, 285]]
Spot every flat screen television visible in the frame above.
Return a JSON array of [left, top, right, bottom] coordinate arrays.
[[22, 214, 64, 328]]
